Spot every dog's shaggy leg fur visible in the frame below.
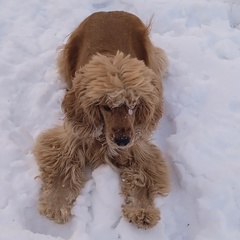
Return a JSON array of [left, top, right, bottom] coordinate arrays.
[[119, 142, 169, 229], [33, 126, 85, 223]]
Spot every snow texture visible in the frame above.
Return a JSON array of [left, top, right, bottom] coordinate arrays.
[[0, 0, 240, 239]]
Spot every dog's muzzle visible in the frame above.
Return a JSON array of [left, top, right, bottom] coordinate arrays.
[[114, 137, 130, 146]]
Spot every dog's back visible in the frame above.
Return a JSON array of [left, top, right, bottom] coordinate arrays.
[[76, 11, 149, 65], [58, 11, 167, 89]]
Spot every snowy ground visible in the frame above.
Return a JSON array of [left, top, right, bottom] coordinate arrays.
[[0, 0, 240, 239]]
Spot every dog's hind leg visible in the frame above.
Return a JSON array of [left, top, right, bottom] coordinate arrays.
[[57, 27, 84, 90], [33, 126, 85, 224], [119, 142, 169, 229], [147, 45, 168, 80], [142, 28, 168, 80]]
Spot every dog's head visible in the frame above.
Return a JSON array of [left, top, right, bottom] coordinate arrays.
[[62, 52, 163, 150]]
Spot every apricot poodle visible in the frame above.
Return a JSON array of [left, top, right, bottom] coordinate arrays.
[[33, 11, 170, 229]]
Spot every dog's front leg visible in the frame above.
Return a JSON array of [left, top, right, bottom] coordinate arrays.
[[119, 142, 170, 229], [33, 127, 86, 224], [38, 160, 85, 224], [120, 167, 162, 229]]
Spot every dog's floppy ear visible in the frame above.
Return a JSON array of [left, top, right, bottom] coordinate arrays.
[[62, 88, 79, 123], [61, 79, 102, 135], [135, 70, 163, 134]]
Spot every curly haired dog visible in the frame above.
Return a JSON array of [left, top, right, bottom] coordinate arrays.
[[33, 11, 170, 229]]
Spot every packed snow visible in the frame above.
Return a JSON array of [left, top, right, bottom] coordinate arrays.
[[0, 0, 240, 239]]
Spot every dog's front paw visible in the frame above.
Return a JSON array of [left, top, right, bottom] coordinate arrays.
[[38, 200, 71, 224], [122, 205, 160, 229]]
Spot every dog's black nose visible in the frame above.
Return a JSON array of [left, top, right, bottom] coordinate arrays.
[[114, 137, 130, 146]]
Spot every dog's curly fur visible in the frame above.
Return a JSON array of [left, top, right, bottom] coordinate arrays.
[[33, 11, 170, 229]]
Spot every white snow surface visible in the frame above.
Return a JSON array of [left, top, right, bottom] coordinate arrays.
[[0, 0, 240, 239]]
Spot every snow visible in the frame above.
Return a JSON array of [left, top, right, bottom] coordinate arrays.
[[0, 0, 240, 239], [128, 109, 133, 115]]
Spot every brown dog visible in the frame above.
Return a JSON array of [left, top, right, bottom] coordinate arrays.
[[33, 11, 170, 229]]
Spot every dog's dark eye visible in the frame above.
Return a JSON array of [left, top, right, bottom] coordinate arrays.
[[103, 105, 111, 112]]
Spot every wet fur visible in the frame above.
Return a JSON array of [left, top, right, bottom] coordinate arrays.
[[33, 11, 170, 228]]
